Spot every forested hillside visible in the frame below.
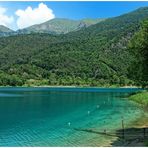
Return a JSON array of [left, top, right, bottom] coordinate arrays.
[[128, 19, 148, 87], [0, 7, 148, 86]]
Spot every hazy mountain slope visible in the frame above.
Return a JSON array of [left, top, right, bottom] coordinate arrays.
[[0, 25, 13, 33], [0, 25, 14, 36], [18, 18, 105, 34], [65, 7, 148, 40], [0, 7, 148, 86]]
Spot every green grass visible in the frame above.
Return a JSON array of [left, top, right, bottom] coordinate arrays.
[[144, 140, 148, 146], [129, 90, 148, 146], [129, 90, 148, 107]]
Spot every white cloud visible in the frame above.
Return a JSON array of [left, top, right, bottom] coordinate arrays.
[[0, 6, 14, 28], [15, 3, 55, 29]]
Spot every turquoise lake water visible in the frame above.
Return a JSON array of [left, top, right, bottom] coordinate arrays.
[[0, 87, 145, 146]]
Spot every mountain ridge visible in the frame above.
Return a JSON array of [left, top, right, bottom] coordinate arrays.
[[0, 25, 13, 33], [17, 18, 106, 34]]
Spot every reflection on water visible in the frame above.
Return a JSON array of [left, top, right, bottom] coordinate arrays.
[[0, 87, 145, 146]]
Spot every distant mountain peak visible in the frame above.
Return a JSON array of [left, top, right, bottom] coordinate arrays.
[[0, 25, 13, 33], [18, 18, 106, 34]]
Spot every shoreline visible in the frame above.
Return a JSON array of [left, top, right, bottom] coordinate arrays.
[[128, 90, 148, 107], [109, 112, 148, 146], [0, 85, 141, 88], [110, 91, 148, 147]]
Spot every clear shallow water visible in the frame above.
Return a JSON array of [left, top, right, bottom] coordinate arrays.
[[0, 87, 145, 146]]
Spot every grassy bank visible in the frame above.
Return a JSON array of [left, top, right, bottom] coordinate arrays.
[[129, 90, 148, 107], [128, 90, 148, 146]]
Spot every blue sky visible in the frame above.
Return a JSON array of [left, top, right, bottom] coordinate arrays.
[[0, 1, 148, 30]]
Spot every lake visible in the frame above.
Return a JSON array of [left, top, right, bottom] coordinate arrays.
[[0, 87, 145, 146]]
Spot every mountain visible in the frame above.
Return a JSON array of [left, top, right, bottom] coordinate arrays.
[[0, 25, 14, 36], [0, 25, 13, 33], [18, 18, 105, 34], [0, 7, 148, 86]]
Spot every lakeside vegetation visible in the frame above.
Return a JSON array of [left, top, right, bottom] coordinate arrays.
[[128, 90, 148, 146], [129, 90, 148, 107]]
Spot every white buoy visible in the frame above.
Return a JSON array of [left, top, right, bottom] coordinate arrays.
[[97, 105, 100, 109], [68, 122, 71, 126], [87, 111, 90, 115]]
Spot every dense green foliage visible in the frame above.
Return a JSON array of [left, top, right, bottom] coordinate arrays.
[[0, 7, 148, 86], [129, 90, 148, 107], [144, 140, 148, 146], [128, 19, 148, 87]]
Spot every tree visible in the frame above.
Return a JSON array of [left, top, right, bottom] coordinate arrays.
[[128, 19, 148, 87]]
